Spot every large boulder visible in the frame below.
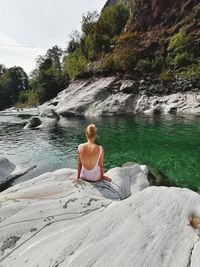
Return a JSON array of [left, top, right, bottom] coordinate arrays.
[[24, 116, 42, 129], [39, 107, 60, 120], [0, 164, 200, 267], [0, 157, 36, 186]]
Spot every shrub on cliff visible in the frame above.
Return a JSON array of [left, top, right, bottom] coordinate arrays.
[[179, 58, 200, 87], [113, 32, 141, 72], [97, 53, 116, 74], [167, 30, 195, 68], [136, 59, 153, 72], [158, 69, 174, 82]]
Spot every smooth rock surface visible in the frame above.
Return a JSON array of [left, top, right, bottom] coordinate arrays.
[[136, 93, 200, 115], [41, 77, 200, 117], [39, 107, 60, 120], [0, 157, 36, 186], [0, 164, 200, 267]]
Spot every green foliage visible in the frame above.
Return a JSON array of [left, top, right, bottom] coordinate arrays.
[[0, 66, 29, 110], [113, 32, 141, 72], [66, 31, 81, 54], [65, 3, 129, 64], [97, 53, 116, 74], [173, 52, 194, 67], [28, 46, 68, 104], [17, 89, 40, 107], [158, 69, 174, 82], [136, 59, 152, 72], [97, 3, 129, 39], [64, 48, 88, 80], [179, 58, 200, 86], [135, 55, 165, 75], [81, 11, 99, 36], [152, 56, 164, 72], [167, 30, 193, 54], [167, 30, 195, 68]]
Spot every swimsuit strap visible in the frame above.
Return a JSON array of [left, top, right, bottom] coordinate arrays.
[[97, 145, 102, 162]]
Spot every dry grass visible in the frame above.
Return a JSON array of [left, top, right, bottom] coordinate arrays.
[[189, 215, 200, 230]]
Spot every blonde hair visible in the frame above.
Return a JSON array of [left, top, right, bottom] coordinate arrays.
[[85, 124, 97, 138]]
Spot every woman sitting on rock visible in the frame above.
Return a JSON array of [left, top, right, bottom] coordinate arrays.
[[77, 124, 112, 182]]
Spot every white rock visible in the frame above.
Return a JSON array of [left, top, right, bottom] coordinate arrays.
[[0, 157, 36, 185], [0, 164, 200, 267], [137, 93, 200, 115], [36, 77, 200, 117], [39, 107, 60, 120], [56, 77, 117, 117], [0, 107, 39, 116]]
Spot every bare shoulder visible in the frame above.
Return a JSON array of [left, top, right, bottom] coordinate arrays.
[[78, 143, 85, 151], [79, 142, 87, 147]]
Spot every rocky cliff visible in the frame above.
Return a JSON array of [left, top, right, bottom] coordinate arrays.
[[127, 0, 199, 32], [125, 0, 200, 53]]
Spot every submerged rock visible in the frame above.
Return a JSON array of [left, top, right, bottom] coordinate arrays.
[[0, 157, 36, 186], [0, 164, 200, 267], [24, 116, 42, 129]]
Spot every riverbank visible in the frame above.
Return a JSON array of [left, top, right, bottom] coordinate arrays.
[[0, 164, 200, 266], [39, 76, 200, 117]]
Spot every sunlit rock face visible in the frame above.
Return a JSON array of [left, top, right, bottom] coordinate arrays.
[[42, 77, 200, 117], [0, 164, 200, 267]]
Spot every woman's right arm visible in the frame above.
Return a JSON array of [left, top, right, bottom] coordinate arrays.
[[99, 148, 104, 179], [77, 146, 82, 179], [99, 147, 112, 182]]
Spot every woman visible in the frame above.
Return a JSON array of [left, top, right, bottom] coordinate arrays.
[[77, 124, 112, 182]]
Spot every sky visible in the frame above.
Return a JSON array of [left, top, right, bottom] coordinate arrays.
[[0, 0, 106, 74]]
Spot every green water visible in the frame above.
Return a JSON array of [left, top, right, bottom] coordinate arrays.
[[0, 113, 199, 191]]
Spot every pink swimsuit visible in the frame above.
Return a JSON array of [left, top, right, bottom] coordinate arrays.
[[78, 145, 102, 182]]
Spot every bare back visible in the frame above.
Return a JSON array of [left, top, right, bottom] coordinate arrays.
[[78, 143, 101, 170]]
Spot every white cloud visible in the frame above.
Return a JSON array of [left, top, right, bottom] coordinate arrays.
[[0, 0, 106, 75], [0, 33, 48, 74]]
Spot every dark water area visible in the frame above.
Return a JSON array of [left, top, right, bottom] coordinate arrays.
[[0, 113, 200, 192]]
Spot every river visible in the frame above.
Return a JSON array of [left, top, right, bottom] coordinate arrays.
[[0, 112, 200, 191]]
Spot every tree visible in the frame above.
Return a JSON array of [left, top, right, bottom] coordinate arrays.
[[81, 11, 99, 36], [0, 66, 29, 110], [29, 45, 68, 104], [63, 48, 87, 80], [66, 30, 82, 54]]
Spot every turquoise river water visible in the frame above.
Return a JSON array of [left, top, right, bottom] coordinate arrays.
[[0, 113, 199, 192]]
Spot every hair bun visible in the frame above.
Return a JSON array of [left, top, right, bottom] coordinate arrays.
[[86, 124, 97, 138]]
